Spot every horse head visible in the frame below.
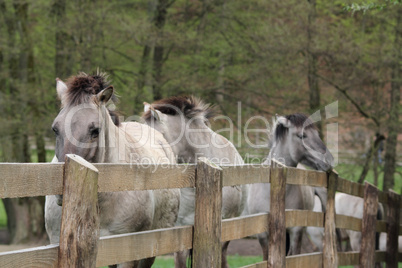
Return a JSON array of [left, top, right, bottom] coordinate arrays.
[[52, 72, 119, 164], [269, 113, 334, 171], [142, 96, 216, 163]]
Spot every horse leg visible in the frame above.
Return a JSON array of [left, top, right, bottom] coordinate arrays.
[[257, 232, 269, 261], [221, 241, 230, 268], [174, 250, 188, 268], [287, 227, 303, 255]]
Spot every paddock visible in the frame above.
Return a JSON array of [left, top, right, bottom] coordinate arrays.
[[0, 154, 400, 267]]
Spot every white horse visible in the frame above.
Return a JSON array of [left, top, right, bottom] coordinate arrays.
[[335, 193, 384, 252], [45, 72, 180, 268], [247, 114, 334, 259], [304, 195, 324, 252], [142, 96, 247, 268]]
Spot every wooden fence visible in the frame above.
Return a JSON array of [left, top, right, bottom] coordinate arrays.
[[0, 154, 401, 267]]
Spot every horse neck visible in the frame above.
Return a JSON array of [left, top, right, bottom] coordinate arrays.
[[265, 140, 297, 167], [180, 120, 242, 164]]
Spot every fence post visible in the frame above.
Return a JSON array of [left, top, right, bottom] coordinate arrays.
[[268, 160, 286, 268], [386, 190, 400, 268], [192, 157, 222, 268], [58, 154, 100, 268], [323, 170, 338, 268], [360, 182, 379, 268]]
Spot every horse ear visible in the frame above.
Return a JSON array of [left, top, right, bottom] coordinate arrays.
[[143, 102, 151, 112], [56, 78, 67, 100], [150, 106, 162, 122], [277, 116, 292, 128], [97, 86, 114, 104]]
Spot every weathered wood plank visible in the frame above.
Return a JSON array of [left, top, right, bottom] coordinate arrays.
[[286, 167, 327, 187], [286, 252, 323, 268], [323, 171, 338, 268], [94, 163, 196, 191], [221, 213, 268, 242], [360, 182, 379, 268], [338, 251, 360, 266], [0, 163, 195, 198], [192, 158, 222, 268], [96, 226, 193, 267], [386, 190, 400, 268], [0, 163, 64, 198], [375, 220, 387, 233], [285, 210, 324, 228], [336, 177, 364, 198], [374, 250, 386, 262], [221, 164, 270, 186], [336, 214, 362, 232], [58, 154, 100, 268], [378, 191, 388, 205], [268, 161, 286, 268], [0, 245, 59, 268]]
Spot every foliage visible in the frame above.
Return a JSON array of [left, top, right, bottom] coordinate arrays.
[[343, 0, 401, 13]]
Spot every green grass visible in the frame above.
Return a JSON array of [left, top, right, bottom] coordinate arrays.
[[0, 200, 6, 228], [30, 149, 55, 163], [152, 255, 263, 268], [335, 163, 402, 194]]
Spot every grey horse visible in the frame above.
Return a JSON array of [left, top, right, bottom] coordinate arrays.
[[142, 96, 247, 268], [45, 72, 180, 268], [247, 113, 334, 260]]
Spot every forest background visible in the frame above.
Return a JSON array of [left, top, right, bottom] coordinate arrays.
[[0, 0, 400, 245]]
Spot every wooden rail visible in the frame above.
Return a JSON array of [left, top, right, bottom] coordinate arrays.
[[0, 156, 400, 267]]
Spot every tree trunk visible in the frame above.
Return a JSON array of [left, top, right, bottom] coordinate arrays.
[[216, 0, 226, 103], [3, 197, 46, 244], [2, 0, 47, 244], [152, 0, 172, 101], [35, 132, 46, 163], [53, 0, 71, 79], [383, 6, 401, 192], [307, 0, 323, 138], [358, 134, 385, 184]]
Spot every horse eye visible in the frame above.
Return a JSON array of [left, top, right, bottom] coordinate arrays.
[[297, 133, 307, 139], [52, 127, 59, 136], [90, 128, 100, 139]]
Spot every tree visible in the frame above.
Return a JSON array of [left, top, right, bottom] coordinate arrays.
[[382, 5, 401, 191]]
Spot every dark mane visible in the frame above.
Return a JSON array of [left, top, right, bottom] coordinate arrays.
[[143, 96, 217, 120], [64, 71, 120, 126], [274, 113, 317, 141]]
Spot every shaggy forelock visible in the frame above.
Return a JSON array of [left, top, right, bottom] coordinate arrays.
[[63, 71, 120, 126], [274, 113, 317, 142], [143, 96, 217, 120]]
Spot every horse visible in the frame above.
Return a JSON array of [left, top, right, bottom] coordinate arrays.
[[335, 193, 384, 251], [247, 113, 334, 260], [142, 96, 247, 268], [304, 195, 324, 252], [44, 72, 180, 268]]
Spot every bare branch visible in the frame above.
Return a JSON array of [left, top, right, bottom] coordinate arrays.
[[316, 74, 380, 126]]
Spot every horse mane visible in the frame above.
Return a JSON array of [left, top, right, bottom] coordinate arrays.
[[143, 96, 217, 120], [64, 71, 120, 126], [270, 113, 317, 147]]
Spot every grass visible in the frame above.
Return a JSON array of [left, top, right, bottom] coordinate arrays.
[[335, 163, 402, 194], [0, 201, 6, 228], [151, 255, 263, 268]]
